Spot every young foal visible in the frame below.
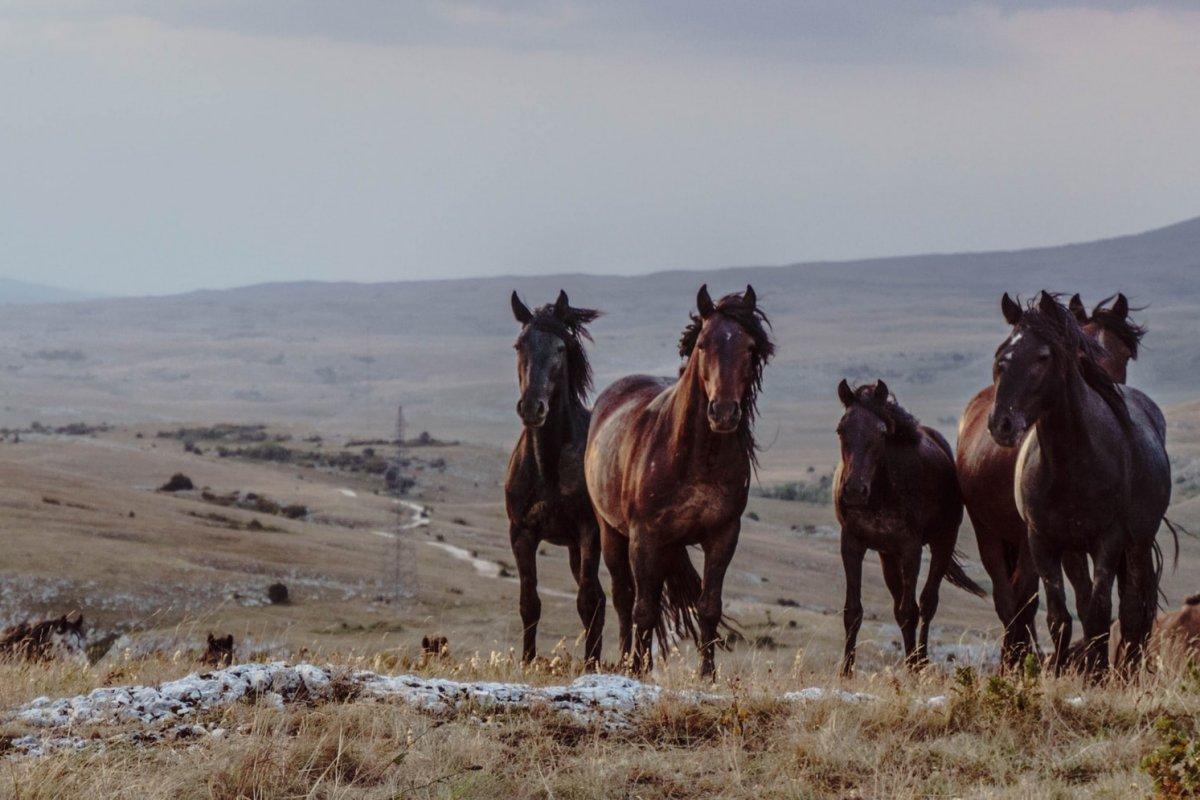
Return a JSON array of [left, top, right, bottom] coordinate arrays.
[[956, 292, 1145, 666], [988, 292, 1171, 674], [836, 381, 986, 675], [585, 285, 772, 676], [505, 290, 606, 665]]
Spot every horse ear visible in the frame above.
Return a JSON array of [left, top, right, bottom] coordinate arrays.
[[874, 379, 890, 402], [421, 635, 430, 649], [743, 285, 756, 310], [1112, 293, 1129, 318], [837, 379, 855, 407], [697, 284, 715, 319], [511, 291, 533, 325], [554, 290, 570, 319], [1068, 294, 1087, 323], [1037, 290, 1058, 316], [207, 633, 216, 645], [1001, 293, 1022, 325]]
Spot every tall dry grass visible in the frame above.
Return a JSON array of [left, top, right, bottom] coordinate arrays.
[[0, 645, 1197, 799]]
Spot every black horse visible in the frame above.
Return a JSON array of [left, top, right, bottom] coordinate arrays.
[[505, 290, 606, 666], [835, 380, 986, 675], [988, 292, 1171, 674]]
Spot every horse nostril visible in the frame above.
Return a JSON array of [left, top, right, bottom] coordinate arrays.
[[536, 400, 548, 418]]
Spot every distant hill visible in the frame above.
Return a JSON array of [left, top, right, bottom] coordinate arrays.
[[0, 277, 97, 305], [0, 215, 1195, 479]]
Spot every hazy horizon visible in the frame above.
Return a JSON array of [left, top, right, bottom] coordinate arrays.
[[3, 2, 1199, 297]]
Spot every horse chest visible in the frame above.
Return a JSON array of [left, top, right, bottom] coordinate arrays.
[[841, 508, 912, 552], [639, 481, 741, 538]]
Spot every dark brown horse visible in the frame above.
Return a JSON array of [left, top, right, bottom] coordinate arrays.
[[505, 290, 606, 666], [0, 613, 86, 663], [835, 380, 986, 676], [585, 285, 772, 676], [956, 292, 1145, 666], [988, 292, 1171, 674]]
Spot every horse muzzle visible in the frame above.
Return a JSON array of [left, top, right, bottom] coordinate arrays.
[[517, 397, 549, 428], [840, 482, 870, 508], [707, 400, 742, 433], [987, 410, 1026, 448]]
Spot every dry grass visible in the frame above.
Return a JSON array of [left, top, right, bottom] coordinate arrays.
[[1, 650, 1198, 799]]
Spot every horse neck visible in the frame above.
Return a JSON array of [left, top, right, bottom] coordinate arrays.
[[665, 356, 745, 474], [528, 382, 584, 483], [1033, 363, 1104, 470]]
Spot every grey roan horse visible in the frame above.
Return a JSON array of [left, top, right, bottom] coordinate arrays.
[[988, 292, 1171, 674], [504, 290, 606, 666]]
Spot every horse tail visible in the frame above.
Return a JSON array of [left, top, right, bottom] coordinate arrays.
[[656, 545, 739, 655], [946, 554, 987, 598], [1162, 516, 1188, 571]]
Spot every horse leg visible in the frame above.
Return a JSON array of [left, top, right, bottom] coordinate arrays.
[[1081, 542, 1120, 677], [1028, 537, 1071, 675], [1063, 551, 1093, 631], [629, 534, 665, 674], [1117, 544, 1155, 675], [840, 536, 865, 677], [600, 521, 634, 667], [698, 523, 739, 679], [1010, 541, 1041, 665], [510, 527, 541, 663], [575, 522, 606, 669], [918, 536, 955, 666], [974, 523, 1020, 666], [882, 549, 920, 667]]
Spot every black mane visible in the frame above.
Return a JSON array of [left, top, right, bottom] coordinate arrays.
[[520, 303, 601, 406], [1012, 293, 1132, 430], [678, 291, 775, 464], [846, 385, 922, 445], [1091, 295, 1147, 359]]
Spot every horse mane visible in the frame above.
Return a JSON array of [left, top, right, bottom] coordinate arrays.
[[1090, 294, 1147, 359], [1014, 293, 1132, 430], [522, 303, 601, 405], [846, 385, 922, 445], [677, 291, 775, 464]]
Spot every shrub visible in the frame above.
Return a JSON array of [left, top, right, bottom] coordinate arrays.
[[158, 473, 195, 492], [1143, 716, 1200, 798]]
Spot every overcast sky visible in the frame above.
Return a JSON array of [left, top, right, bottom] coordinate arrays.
[[1, 1, 1198, 296]]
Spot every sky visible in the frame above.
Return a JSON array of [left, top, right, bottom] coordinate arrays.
[[1, 1, 1199, 296]]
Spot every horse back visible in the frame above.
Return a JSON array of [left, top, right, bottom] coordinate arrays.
[[589, 374, 673, 435]]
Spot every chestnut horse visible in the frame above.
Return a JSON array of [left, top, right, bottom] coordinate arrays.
[[585, 285, 772, 676], [505, 290, 606, 665], [988, 292, 1170, 674], [835, 380, 986, 676], [956, 292, 1145, 666]]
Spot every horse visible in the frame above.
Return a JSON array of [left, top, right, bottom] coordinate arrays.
[[201, 633, 235, 668], [956, 292, 1146, 666], [585, 285, 772, 677], [987, 291, 1171, 674], [0, 613, 87, 664], [835, 380, 986, 676], [504, 290, 606, 666]]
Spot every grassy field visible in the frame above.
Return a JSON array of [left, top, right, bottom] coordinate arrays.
[[0, 416, 1194, 797], [2, 650, 1199, 798]]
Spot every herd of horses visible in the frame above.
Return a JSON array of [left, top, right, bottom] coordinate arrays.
[[504, 285, 1177, 679]]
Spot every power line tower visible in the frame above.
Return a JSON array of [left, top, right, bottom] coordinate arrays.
[[387, 404, 419, 602]]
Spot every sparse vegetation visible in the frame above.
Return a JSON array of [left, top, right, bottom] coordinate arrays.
[[24, 348, 85, 362], [158, 473, 195, 492], [752, 474, 833, 504]]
